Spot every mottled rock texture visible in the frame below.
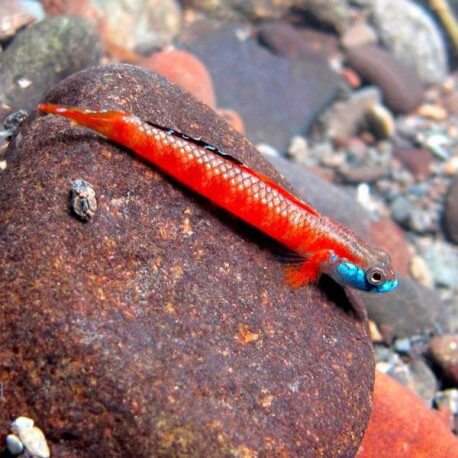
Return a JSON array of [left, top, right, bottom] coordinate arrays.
[[0, 64, 373, 457], [0, 16, 101, 117]]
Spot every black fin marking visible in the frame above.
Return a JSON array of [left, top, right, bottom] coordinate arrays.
[[274, 249, 306, 265], [145, 119, 244, 165]]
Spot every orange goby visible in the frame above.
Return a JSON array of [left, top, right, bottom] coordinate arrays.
[[38, 103, 398, 293]]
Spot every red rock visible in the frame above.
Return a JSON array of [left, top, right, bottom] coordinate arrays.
[[369, 217, 410, 276], [145, 49, 216, 108], [357, 372, 458, 457], [347, 45, 424, 114], [444, 176, 458, 244], [393, 147, 433, 180], [429, 335, 458, 384], [216, 108, 245, 134]]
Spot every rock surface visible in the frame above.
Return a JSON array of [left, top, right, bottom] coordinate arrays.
[[357, 372, 458, 457], [346, 45, 424, 114], [180, 21, 343, 151], [0, 16, 101, 117], [370, 0, 448, 85], [0, 64, 374, 457]]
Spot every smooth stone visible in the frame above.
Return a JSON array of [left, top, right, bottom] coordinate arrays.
[[357, 372, 458, 457], [0, 16, 101, 116], [346, 44, 424, 114], [370, 0, 449, 84], [179, 20, 343, 151], [0, 64, 373, 457]]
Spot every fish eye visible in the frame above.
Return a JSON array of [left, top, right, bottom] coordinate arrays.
[[366, 267, 385, 286]]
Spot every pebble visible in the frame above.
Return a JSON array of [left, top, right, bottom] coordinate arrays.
[[416, 239, 458, 288], [346, 44, 424, 114], [429, 335, 458, 384], [409, 255, 434, 288], [443, 157, 458, 176], [11, 416, 50, 458], [434, 389, 458, 415], [287, 135, 308, 162], [417, 103, 448, 121], [6, 434, 24, 455], [370, 0, 448, 84], [366, 104, 396, 139]]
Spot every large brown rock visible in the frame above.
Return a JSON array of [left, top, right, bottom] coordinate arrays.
[[0, 64, 373, 457]]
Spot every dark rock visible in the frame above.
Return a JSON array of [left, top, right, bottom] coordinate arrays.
[[258, 22, 328, 61], [362, 277, 449, 342], [0, 16, 101, 117], [0, 64, 373, 457], [393, 147, 433, 180], [346, 45, 424, 114], [180, 21, 343, 151], [444, 176, 458, 244], [429, 335, 458, 384]]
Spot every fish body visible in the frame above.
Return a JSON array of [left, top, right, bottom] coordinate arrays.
[[38, 103, 398, 293]]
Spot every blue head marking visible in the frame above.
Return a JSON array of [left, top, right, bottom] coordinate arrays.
[[334, 262, 398, 293]]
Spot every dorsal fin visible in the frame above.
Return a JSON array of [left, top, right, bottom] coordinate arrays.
[[145, 120, 243, 165]]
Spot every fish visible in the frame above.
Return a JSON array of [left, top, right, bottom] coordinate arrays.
[[38, 103, 398, 293]]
